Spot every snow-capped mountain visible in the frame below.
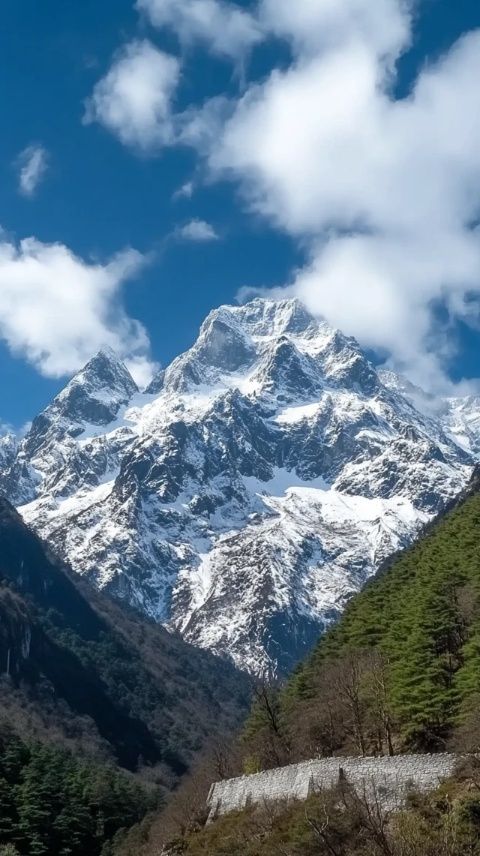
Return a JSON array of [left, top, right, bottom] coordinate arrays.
[[0, 298, 477, 675]]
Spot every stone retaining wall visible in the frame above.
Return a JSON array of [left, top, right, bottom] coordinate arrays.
[[207, 754, 459, 820]]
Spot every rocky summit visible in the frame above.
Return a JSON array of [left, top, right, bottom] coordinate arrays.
[[0, 298, 477, 675]]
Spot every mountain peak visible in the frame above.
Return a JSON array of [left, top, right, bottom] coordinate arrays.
[[163, 298, 322, 395], [6, 295, 478, 675], [78, 345, 136, 381], [226, 297, 319, 339], [23, 349, 138, 459], [164, 296, 378, 401], [197, 297, 319, 340], [92, 344, 119, 360], [53, 347, 138, 421]]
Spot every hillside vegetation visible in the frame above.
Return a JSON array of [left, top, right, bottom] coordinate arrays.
[[243, 472, 480, 770], [143, 471, 480, 855], [0, 724, 155, 856], [0, 499, 248, 775], [169, 758, 480, 856], [0, 499, 249, 854]]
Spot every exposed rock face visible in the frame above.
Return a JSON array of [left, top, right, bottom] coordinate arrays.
[[0, 590, 32, 679], [0, 298, 477, 674]]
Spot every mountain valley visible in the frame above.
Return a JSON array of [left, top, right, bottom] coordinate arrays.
[[0, 498, 248, 775]]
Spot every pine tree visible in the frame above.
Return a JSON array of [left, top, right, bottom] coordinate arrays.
[[0, 777, 16, 843]]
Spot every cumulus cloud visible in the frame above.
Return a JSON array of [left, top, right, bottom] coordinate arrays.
[[199, 1, 480, 391], [0, 236, 155, 385], [83, 0, 480, 389], [176, 218, 219, 241], [259, 0, 411, 60], [84, 40, 180, 150], [85, 40, 231, 153], [136, 0, 262, 60], [17, 144, 49, 197]]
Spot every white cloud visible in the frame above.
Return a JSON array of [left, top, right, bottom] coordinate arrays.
[[82, 0, 480, 389], [136, 0, 262, 60], [17, 145, 49, 197], [0, 236, 155, 385], [124, 354, 158, 388], [259, 0, 411, 60], [84, 40, 180, 150], [176, 218, 219, 241], [196, 2, 480, 391], [173, 179, 195, 200]]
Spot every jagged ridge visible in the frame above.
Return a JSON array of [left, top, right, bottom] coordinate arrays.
[[0, 298, 477, 675]]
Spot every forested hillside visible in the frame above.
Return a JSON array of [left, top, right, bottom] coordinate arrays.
[[0, 725, 155, 856], [138, 470, 480, 855], [241, 469, 480, 771], [0, 499, 249, 854]]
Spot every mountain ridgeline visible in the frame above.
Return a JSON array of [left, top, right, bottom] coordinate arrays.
[[240, 467, 480, 772], [0, 498, 248, 778], [0, 297, 479, 676]]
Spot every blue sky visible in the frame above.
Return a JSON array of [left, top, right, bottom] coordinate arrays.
[[1, 0, 480, 427]]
